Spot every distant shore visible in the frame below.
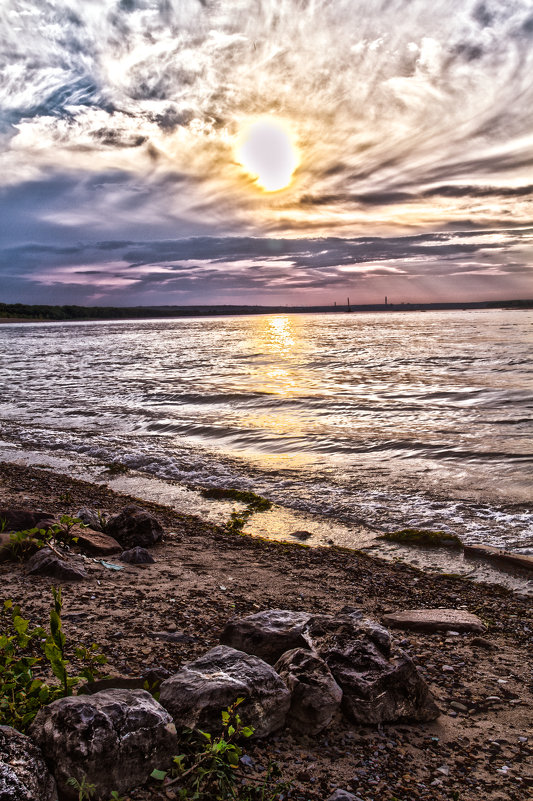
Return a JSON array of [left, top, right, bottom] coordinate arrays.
[[0, 298, 532, 324]]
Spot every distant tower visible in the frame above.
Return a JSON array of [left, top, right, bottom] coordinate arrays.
[[347, 297, 352, 312], [385, 296, 387, 306]]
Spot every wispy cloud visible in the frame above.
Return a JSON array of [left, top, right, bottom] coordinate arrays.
[[1, 0, 532, 303]]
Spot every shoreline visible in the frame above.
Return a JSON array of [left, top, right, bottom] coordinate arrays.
[[1, 461, 532, 800]]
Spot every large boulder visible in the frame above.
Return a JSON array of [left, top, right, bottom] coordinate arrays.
[[159, 645, 290, 738], [29, 689, 177, 800], [303, 612, 439, 724], [274, 648, 342, 734], [105, 505, 163, 549], [220, 609, 311, 664], [0, 507, 55, 532], [25, 549, 87, 582], [0, 725, 58, 801]]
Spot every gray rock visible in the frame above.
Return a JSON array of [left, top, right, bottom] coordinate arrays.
[[274, 648, 342, 734], [119, 546, 155, 564], [382, 608, 486, 633], [29, 689, 177, 800], [303, 612, 439, 725], [0, 725, 58, 801], [106, 505, 163, 549], [327, 791, 360, 801], [76, 508, 103, 532], [0, 507, 55, 532], [25, 549, 87, 582], [220, 609, 311, 664], [159, 645, 290, 738]]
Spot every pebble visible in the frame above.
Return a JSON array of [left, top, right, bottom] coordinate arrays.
[[450, 701, 468, 713], [442, 665, 455, 673]]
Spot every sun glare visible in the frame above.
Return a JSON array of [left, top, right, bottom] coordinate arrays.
[[236, 119, 298, 192]]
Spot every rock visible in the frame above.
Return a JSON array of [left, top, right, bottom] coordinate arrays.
[[289, 530, 312, 541], [0, 507, 55, 532], [0, 725, 58, 801], [382, 609, 486, 633], [159, 645, 290, 738], [450, 701, 468, 713], [76, 507, 103, 532], [119, 546, 155, 564], [464, 544, 533, 571], [105, 505, 163, 549], [327, 791, 360, 801], [220, 609, 311, 664], [70, 525, 121, 556], [29, 689, 177, 800], [78, 667, 171, 695], [274, 648, 342, 734], [471, 637, 496, 650], [303, 612, 439, 725], [0, 532, 13, 563], [25, 549, 87, 582]]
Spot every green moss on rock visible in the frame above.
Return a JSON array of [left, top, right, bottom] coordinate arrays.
[[379, 528, 462, 548]]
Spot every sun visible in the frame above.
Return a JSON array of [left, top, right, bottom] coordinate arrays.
[[236, 118, 299, 192]]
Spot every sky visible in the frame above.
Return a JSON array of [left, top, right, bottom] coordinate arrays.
[[1, 0, 532, 307]]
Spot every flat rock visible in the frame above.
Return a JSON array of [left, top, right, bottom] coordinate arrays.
[[274, 648, 342, 734], [382, 608, 486, 633], [0, 507, 55, 532], [464, 544, 533, 572], [304, 612, 439, 725], [119, 546, 155, 564], [105, 504, 163, 549], [70, 525, 121, 556], [220, 609, 311, 664], [0, 725, 58, 801], [25, 549, 87, 582], [159, 645, 291, 738], [29, 689, 177, 800], [327, 792, 360, 801]]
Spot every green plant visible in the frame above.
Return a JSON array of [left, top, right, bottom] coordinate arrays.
[[202, 487, 272, 536], [0, 589, 108, 732], [151, 698, 291, 800], [67, 775, 97, 801], [8, 526, 53, 561]]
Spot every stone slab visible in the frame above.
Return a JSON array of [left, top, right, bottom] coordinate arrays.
[[70, 525, 121, 556], [382, 608, 486, 633], [464, 544, 533, 572]]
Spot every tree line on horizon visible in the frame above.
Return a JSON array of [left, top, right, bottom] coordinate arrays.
[[0, 299, 531, 321]]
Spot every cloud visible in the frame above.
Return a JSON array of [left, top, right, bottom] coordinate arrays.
[[0, 0, 532, 303]]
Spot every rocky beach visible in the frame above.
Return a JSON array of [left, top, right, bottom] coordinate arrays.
[[1, 460, 531, 801]]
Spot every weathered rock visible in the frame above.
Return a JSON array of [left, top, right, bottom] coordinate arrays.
[[464, 544, 533, 572], [76, 507, 103, 532], [220, 609, 311, 664], [382, 608, 486, 633], [327, 791, 360, 801], [105, 505, 163, 549], [70, 525, 121, 556], [159, 645, 290, 738], [29, 689, 177, 800], [0, 507, 55, 532], [119, 546, 155, 564], [303, 612, 439, 724], [274, 648, 342, 734], [0, 725, 58, 801], [25, 549, 87, 582], [0, 532, 13, 563]]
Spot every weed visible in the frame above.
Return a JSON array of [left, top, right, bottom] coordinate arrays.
[[151, 698, 291, 800], [0, 589, 108, 732], [202, 487, 272, 536], [67, 776, 97, 801]]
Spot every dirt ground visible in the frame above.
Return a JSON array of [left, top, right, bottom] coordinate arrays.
[[1, 461, 532, 801]]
